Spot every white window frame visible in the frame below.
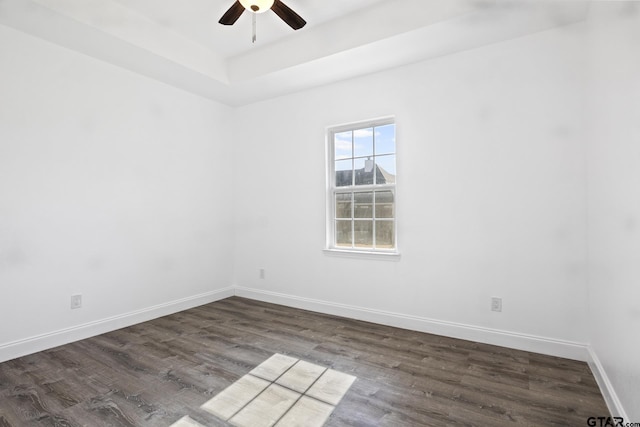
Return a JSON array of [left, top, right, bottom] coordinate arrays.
[[325, 117, 399, 258]]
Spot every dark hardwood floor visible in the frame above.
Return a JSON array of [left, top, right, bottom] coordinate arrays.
[[0, 297, 609, 426]]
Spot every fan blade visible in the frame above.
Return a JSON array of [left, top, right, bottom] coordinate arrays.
[[271, 0, 306, 30], [219, 1, 245, 25]]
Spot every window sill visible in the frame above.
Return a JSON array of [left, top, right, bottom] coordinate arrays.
[[323, 248, 401, 261]]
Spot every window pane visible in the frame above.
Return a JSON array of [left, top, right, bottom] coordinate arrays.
[[336, 220, 352, 247], [375, 191, 394, 218], [375, 155, 396, 184], [354, 157, 374, 185], [375, 124, 395, 155], [354, 220, 373, 247], [335, 193, 352, 219], [334, 131, 352, 160], [335, 159, 352, 187], [375, 220, 394, 248], [354, 192, 373, 218], [354, 127, 374, 158]]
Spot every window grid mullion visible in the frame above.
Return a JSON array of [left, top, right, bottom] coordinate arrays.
[[351, 131, 355, 187], [350, 192, 355, 248], [372, 190, 376, 249], [373, 125, 377, 186]]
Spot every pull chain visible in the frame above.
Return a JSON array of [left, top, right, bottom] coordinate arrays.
[[252, 13, 256, 43]]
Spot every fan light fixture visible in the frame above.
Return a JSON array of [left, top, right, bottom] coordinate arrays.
[[239, 0, 274, 13]]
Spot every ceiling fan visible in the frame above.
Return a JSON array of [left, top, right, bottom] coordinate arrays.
[[219, 0, 306, 39]]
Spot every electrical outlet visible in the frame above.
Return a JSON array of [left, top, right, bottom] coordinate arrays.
[[259, 268, 265, 279], [491, 297, 502, 312], [71, 294, 82, 309]]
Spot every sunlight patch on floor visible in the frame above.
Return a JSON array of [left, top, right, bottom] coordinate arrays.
[[171, 353, 356, 427]]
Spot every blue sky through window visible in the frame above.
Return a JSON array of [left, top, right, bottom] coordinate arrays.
[[334, 124, 396, 175]]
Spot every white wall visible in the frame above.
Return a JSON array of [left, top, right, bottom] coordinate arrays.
[[233, 24, 589, 357], [0, 25, 235, 360], [585, 3, 640, 420]]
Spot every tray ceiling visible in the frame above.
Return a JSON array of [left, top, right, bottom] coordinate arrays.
[[0, 0, 589, 106]]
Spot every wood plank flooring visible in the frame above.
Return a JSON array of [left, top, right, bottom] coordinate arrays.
[[0, 297, 609, 426]]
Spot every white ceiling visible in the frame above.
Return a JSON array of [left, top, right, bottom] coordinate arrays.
[[0, 0, 589, 106], [109, 0, 385, 58]]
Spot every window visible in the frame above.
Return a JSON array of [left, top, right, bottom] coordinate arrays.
[[326, 118, 397, 254]]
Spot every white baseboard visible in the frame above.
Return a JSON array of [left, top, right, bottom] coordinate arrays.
[[0, 285, 592, 365], [587, 346, 629, 419], [235, 286, 589, 361], [0, 286, 235, 363]]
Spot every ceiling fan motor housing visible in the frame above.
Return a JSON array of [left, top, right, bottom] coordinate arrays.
[[239, 0, 275, 13]]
